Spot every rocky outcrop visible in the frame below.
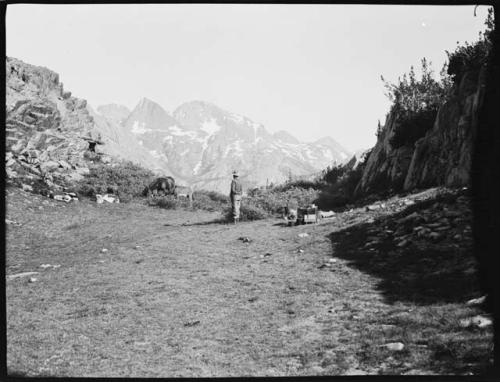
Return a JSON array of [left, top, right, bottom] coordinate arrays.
[[404, 68, 487, 189], [5, 57, 105, 190], [355, 110, 415, 195], [356, 66, 487, 196]]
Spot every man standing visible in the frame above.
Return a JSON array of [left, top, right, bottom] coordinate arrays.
[[230, 170, 243, 223]]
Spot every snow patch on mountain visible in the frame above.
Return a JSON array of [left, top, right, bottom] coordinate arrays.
[[200, 118, 221, 135], [169, 125, 198, 139], [131, 121, 153, 134]]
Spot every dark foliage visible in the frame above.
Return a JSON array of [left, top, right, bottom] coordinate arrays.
[[76, 161, 156, 200]]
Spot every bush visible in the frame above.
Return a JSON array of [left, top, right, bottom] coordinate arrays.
[[381, 58, 450, 148], [191, 193, 227, 212], [223, 203, 269, 222], [244, 187, 320, 216], [446, 7, 494, 85], [273, 179, 323, 192], [76, 160, 156, 200], [315, 153, 369, 210], [152, 195, 182, 209]]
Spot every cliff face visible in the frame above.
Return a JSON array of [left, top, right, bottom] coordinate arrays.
[[404, 68, 486, 189], [356, 66, 487, 196], [6, 57, 101, 189]]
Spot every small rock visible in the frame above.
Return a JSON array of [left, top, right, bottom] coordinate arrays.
[[39, 264, 52, 269], [134, 245, 141, 249], [28, 277, 38, 283], [429, 232, 442, 240], [298, 233, 309, 238], [382, 342, 405, 351], [328, 258, 337, 263], [101, 248, 108, 253], [7, 271, 40, 280], [403, 200, 415, 206], [466, 295, 486, 306], [183, 320, 200, 327], [238, 237, 251, 243], [366, 204, 381, 211], [22, 184, 33, 192], [264, 253, 272, 257], [297, 249, 304, 253], [397, 239, 410, 248], [460, 315, 493, 328]]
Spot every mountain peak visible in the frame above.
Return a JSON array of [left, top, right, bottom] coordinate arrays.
[[273, 130, 300, 144]]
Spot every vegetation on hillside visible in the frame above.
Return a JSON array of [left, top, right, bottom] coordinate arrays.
[[77, 161, 156, 202], [380, 7, 494, 149], [315, 151, 372, 211]]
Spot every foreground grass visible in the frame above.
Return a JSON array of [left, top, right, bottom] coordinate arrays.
[[5, 188, 493, 376]]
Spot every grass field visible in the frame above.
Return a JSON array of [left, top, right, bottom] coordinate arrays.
[[5, 187, 494, 377]]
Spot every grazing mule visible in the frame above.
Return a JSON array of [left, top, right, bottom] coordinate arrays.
[[143, 177, 176, 197]]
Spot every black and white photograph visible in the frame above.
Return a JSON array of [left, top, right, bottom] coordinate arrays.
[[4, 2, 497, 377]]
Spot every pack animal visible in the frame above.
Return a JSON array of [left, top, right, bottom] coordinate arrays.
[[143, 177, 176, 197]]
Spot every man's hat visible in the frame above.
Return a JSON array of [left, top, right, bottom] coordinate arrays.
[[232, 170, 239, 177]]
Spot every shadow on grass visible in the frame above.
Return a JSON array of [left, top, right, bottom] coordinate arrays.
[[328, 192, 480, 306], [163, 217, 234, 227]]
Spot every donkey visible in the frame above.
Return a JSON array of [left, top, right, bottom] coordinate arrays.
[[143, 176, 176, 197]]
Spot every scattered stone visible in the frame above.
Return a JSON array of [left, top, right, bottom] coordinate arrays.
[[460, 315, 493, 329], [397, 239, 410, 248], [7, 271, 40, 280], [403, 200, 415, 206], [28, 277, 38, 283], [96, 194, 120, 204], [366, 204, 381, 211], [39, 264, 52, 269], [5, 218, 22, 226], [21, 184, 33, 192], [238, 236, 252, 243], [101, 248, 108, 253], [134, 245, 141, 249], [328, 258, 337, 263], [466, 295, 487, 306], [381, 342, 405, 351], [183, 320, 200, 327], [264, 253, 272, 257], [429, 232, 442, 241], [298, 233, 309, 238]]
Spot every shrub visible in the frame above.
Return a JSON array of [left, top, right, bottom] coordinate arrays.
[[223, 203, 269, 222], [381, 58, 450, 148], [446, 7, 494, 85], [148, 195, 182, 209], [315, 153, 369, 210], [273, 179, 323, 192], [191, 193, 226, 212], [76, 160, 156, 199]]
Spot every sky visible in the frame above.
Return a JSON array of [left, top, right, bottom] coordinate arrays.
[[6, 4, 491, 152]]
